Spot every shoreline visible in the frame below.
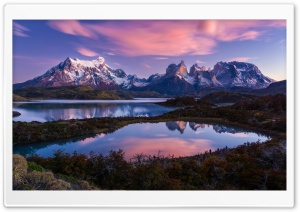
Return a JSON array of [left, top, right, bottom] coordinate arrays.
[[13, 115, 285, 145]]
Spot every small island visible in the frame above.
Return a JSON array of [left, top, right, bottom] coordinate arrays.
[[13, 111, 21, 117]]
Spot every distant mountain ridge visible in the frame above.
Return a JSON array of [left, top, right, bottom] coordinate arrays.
[[13, 56, 276, 95]]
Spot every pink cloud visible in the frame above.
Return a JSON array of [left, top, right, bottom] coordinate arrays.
[[142, 63, 151, 69], [13, 22, 30, 37], [88, 21, 217, 56], [153, 57, 169, 60], [47, 20, 285, 57], [197, 20, 285, 42], [114, 62, 122, 66], [229, 57, 257, 62], [48, 20, 96, 38], [76, 47, 98, 57]]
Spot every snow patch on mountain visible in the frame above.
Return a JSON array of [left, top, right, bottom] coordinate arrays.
[[133, 81, 150, 87], [184, 75, 195, 84], [13, 57, 274, 93]]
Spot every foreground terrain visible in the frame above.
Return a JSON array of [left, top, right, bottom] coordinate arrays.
[[12, 94, 286, 190], [14, 137, 285, 190]]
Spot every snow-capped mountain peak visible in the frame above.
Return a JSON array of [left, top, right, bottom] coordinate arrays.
[[13, 57, 275, 94], [64, 57, 107, 69], [92, 56, 106, 67], [14, 56, 151, 90]]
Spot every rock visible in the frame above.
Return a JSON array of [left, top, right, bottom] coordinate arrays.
[[13, 111, 21, 117]]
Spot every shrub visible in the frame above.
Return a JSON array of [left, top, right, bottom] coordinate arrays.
[[46, 179, 71, 190], [26, 171, 55, 189], [13, 154, 28, 189]]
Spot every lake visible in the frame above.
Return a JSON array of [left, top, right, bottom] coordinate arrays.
[[13, 98, 174, 122], [13, 121, 270, 160]]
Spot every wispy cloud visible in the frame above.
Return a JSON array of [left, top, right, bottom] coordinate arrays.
[[153, 57, 169, 60], [13, 22, 30, 37], [142, 63, 151, 69], [48, 20, 96, 38], [107, 52, 115, 56], [46, 20, 286, 57], [113, 62, 122, 66], [195, 60, 205, 64], [197, 20, 285, 42], [76, 47, 98, 57], [228, 57, 257, 62], [89, 21, 216, 56]]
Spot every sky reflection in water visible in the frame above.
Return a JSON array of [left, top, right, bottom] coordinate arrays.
[[13, 121, 270, 160]]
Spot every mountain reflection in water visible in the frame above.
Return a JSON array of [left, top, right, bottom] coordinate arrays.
[[14, 121, 270, 160], [166, 121, 253, 135], [13, 99, 174, 122]]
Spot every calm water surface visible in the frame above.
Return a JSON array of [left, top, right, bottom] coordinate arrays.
[[13, 98, 174, 122], [13, 121, 270, 160]]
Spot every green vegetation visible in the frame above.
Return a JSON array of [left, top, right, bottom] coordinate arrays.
[[13, 86, 134, 100], [157, 96, 215, 107], [200, 91, 257, 104], [13, 154, 98, 190], [13, 94, 28, 101], [25, 137, 285, 190], [13, 86, 170, 100], [163, 94, 286, 133], [127, 90, 169, 98], [28, 161, 45, 172]]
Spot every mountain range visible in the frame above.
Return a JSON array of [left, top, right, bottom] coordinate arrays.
[[13, 56, 275, 95]]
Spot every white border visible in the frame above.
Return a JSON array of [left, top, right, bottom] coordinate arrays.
[[3, 3, 294, 207]]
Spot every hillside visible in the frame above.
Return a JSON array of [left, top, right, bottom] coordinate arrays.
[[201, 92, 257, 104], [13, 94, 28, 101], [13, 86, 134, 100], [250, 80, 286, 96], [13, 154, 98, 190]]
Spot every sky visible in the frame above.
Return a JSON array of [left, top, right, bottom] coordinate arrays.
[[13, 20, 286, 83]]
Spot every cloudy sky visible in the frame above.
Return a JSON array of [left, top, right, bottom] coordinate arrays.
[[13, 20, 286, 83]]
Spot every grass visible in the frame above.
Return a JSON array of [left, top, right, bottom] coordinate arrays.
[[28, 162, 45, 172], [13, 154, 98, 190]]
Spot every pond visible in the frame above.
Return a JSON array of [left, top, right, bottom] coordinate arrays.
[[13, 98, 174, 122], [13, 121, 271, 160]]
